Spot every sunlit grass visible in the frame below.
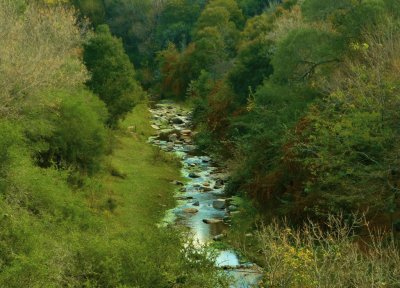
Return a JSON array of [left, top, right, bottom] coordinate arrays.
[[99, 102, 183, 231]]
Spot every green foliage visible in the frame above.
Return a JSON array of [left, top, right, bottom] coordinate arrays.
[[155, 0, 202, 50], [103, 0, 155, 66], [271, 28, 343, 83], [72, 0, 106, 26], [226, 83, 313, 196], [157, 43, 197, 99], [301, 0, 354, 21], [237, 0, 270, 17], [227, 11, 275, 103], [84, 24, 142, 126], [194, 0, 244, 58], [25, 89, 108, 174], [302, 0, 387, 41]]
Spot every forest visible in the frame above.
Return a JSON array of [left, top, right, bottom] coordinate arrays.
[[1, 0, 400, 287]]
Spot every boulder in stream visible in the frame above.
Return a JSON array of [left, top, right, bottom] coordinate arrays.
[[168, 133, 178, 142], [203, 218, 223, 224], [171, 117, 184, 124], [213, 199, 226, 210], [181, 129, 192, 135], [184, 208, 198, 214], [214, 179, 224, 189], [188, 172, 200, 178], [228, 205, 238, 212], [158, 129, 180, 141]]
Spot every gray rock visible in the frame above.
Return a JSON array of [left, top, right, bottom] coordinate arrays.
[[228, 205, 238, 212], [212, 199, 226, 210], [172, 180, 184, 186], [168, 133, 178, 142], [158, 129, 180, 141], [181, 129, 192, 135], [176, 196, 193, 200], [184, 208, 198, 214], [192, 201, 200, 206], [189, 172, 200, 178], [202, 218, 224, 224], [171, 117, 184, 124], [230, 211, 241, 216], [214, 179, 224, 189], [183, 145, 196, 152], [199, 186, 213, 192], [202, 156, 211, 163]]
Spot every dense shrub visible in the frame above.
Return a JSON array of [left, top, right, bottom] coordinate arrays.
[[25, 89, 108, 174]]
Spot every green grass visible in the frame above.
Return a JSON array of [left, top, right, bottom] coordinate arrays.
[[0, 101, 228, 288], [100, 102, 182, 230]]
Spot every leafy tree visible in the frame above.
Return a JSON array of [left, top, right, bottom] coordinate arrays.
[[103, 0, 155, 66], [271, 28, 344, 83], [72, 0, 106, 26], [203, 0, 245, 28], [84, 24, 142, 126], [157, 43, 198, 99], [237, 0, 270, 17], [155, 0, 202, 50], [301, 0, 353, 21], [193, 0, 244, 54], [228, 13, 275, 103]]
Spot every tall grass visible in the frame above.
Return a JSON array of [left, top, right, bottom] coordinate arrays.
[[257, 215, 400, 287]]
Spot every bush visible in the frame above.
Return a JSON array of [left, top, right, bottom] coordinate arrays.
[[26, 89, 108, 174]]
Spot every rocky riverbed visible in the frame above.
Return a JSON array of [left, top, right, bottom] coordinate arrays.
[[147, 102, 263, 287]]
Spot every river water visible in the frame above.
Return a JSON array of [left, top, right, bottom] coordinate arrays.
[[147, 102, 263, 287]]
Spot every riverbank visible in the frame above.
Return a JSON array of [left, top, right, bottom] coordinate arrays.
[[83, 102, 229, 287]]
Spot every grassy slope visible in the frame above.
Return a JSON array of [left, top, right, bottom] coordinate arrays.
[[101, 102, 181, 231]]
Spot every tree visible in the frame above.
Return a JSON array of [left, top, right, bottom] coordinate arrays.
[[0, 0, 88, 117], [271, 28, 344, 83], [237, 0, 270, 17], [72, 0, 106, 26], [84, 24, 143, 126], [228, 12, 275, 104], [157, 43, 198, 99], [155, 0, 202, 50], [103, 0, 155, 66], [193, 0, 244, 56]]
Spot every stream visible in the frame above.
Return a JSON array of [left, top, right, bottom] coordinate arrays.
[[147, 102, 263, 287]]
